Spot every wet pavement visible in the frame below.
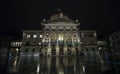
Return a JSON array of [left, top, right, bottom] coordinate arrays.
[[1, 55, 120, 74]]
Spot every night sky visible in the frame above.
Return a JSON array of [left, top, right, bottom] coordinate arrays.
[[1, 0, 120, 38]]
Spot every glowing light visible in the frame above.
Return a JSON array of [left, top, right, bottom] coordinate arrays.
[[39, 42, 41, 45], [43, 19, 46, 21], [13, 59, 17, 66], [59, 34, 63, 41], [59, 71, 64, 74], [82, 65, 85, 72], [33, 35, 37, 38], [37, 63, 40, 74], [99, 47, 102, 50], [27, 34, 30, 38], [76, 19, 78, 21], [40, 35, 43, 38], [16, 48, 18, 52]]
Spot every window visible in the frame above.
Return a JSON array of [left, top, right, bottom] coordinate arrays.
[[79, 34, 81, 37], [74, 35, 76, 37], [27, 34, 30, 38], [112, 37, 115, 40], [39, 35, 43, 38], [39, 49, 42, 52], [49, 26, 51, 28], [89, 34, 93, 37], [33, 35, 37, 38], [80, 42, 83, 44], [72, 29, 76, 31], [25, 48, 28, 52], [71, 26, 73, 28], [56, 26, 58, 28], [116, 36, 119, 39], [46, 29, 49, 31], [32, 48, 35, 52], [26, 41, 30, 46], [39, 42, 41, 45], [92, 48, 95, 51], [32, 42, 37, 46], [86, 48, 88, 51]]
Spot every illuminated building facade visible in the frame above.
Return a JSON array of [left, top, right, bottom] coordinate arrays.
[[20, 12, 99, 56], [20, 30, 43, 56], [10, 40, 22, 56]]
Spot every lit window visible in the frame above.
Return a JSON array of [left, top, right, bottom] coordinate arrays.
[[39, 42, 41, 45], [16, 48, 18, 52], [99, 47, 102, 50], [27, 35, 30, 38], [40, 35, 43, 38], [33, 35, 37, 38]]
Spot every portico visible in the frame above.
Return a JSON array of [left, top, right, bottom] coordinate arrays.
[[41, 12, 81, 56]]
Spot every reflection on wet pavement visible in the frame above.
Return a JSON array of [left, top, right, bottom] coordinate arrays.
[[6, 55, 120, 74]]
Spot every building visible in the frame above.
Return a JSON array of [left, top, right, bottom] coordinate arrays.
[[10, 40, 22, 56], [98, 40, 108, 55], [109, 31, 120, 55], [20, 12, 99, 56], [80, 30, 98, 55], [20, 30, 43, 56]]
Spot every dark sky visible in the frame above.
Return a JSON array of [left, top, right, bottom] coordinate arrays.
[[1, 0, 120, 38]]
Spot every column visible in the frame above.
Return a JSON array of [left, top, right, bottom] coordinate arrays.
[[56, 41, 59, 56], [71, 33, 76, 55], [64, 46, 67, 56], [56, 31, 59, 55], [47, 31, 51, 56], [64, 32, 67, 55]]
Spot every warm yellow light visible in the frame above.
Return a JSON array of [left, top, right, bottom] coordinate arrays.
[[16, 48, 18, 52], [33, 35, 37, 38], [27, 34, 30, 38], [40, 35, 42, 38], [59, 34, 63, 41]]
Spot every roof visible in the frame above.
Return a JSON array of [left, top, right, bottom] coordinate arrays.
[[41, 12, 80, 25], [41, 18, 80, 25]]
